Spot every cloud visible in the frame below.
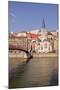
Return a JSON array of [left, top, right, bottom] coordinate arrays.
[[10, 12, 16, 18]]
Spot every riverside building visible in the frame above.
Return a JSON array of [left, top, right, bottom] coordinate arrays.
[[9, 19, 58, 55]]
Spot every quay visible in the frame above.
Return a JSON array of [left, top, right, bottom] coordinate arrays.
[[9, 52, 58, 58]]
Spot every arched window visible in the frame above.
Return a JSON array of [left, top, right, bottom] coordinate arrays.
[[51, 37, 53, 40], [37, 39, 41, 42], [9, 50, 13, 53], [43, 39, 47, 42], [41, 45, 43, 50], [45, 43, 47, 48]]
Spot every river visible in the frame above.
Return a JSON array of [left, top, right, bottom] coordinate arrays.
[[9, 57, 58, 88]]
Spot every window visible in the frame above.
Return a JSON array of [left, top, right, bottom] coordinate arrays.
[[38, 39, 41, 42], [43, 39, 47, 42], [9, 50, 13, 53], [41, 45, 43, 50], [45, 43, 47, 48]]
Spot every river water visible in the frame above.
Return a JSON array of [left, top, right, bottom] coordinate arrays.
[[9, 57, 58, 88]]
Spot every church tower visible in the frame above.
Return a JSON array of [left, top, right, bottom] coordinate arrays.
[[40, 18, 47, 33], [38, 18, 48, 41], [42, 18, 45, 29]]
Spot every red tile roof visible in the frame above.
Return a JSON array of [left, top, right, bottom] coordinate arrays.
[[26, 33, 38, 39]]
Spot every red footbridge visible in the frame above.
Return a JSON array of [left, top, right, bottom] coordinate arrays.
[[9, 44, 28, 53], [9, 44, 33, 59]]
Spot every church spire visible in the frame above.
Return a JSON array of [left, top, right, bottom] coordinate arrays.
[[42, 18, 45, 28]]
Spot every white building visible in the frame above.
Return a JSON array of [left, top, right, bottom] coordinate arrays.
[[35, 19, 54, 53]]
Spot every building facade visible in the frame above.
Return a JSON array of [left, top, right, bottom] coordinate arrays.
[[9, 19, 58, 54]]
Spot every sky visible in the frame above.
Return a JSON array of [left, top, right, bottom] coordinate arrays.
[[8, 1, 58, 32]]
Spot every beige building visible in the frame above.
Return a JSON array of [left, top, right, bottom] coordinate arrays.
[[9, 19, 58, 54]]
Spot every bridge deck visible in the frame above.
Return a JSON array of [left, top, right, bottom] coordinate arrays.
[[9, 44, 28, 52]]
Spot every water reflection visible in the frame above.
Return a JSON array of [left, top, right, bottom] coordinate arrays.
[[9, 57, 58, 88]]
